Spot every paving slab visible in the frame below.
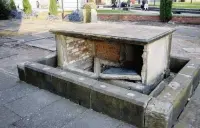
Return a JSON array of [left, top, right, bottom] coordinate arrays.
[[32, 32, 54, 39], [0, 106, 21, 128], [11, 35, 45, 43], [0, 38, 17, 44], [117, 123, 136, 128], [0, 48, 18, 59], [0, 82, 39, 106], [13, 99, 86, 128], [5, 90, 61, 117], [25, 39, 56, 51], [0, 71, 18, 91], [62, 109, 123, 128], [0, 46, 52, 75], [183, 48, 200, 53]]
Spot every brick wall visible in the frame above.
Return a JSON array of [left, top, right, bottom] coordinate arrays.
[[64, 37, 121, 64], [65, 37, 93, 63], [98, 14, 200, 24], [98, 14, 160, 22], [172, 16, 200, 24], [95, 41, 121, 62]]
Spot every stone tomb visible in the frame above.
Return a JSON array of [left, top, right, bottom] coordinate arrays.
[[18, 23, 200, 128], [51, 23, 173, 92]]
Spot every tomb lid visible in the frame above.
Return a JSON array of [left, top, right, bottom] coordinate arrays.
[[50, 23, 175, 45]]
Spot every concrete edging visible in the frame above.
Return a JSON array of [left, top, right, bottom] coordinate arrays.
[[18, 60, 151, 128], [145, 58, 200, 128], [17, 55, 200, 128]]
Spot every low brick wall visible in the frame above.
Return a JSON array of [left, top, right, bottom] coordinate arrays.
[[172, 16, 200, 24], [98, 14, 200, 24], [98, 14, 160, 22]]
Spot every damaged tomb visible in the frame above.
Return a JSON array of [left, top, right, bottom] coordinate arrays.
[[53, 23, 172, 94], [18, 23, 200, 128]]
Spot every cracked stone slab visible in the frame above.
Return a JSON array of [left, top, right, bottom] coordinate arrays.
[[25, 39, 56, 51], [5, 90, 61, 117], [13, 99, 86, 128], [0, 106, 21, 128]]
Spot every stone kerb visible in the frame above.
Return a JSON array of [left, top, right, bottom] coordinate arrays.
[[17, 55, 200, 128], [145, 58, 200, 128], [19, 60, 151, 128]]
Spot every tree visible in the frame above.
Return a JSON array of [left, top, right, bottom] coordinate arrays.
[[23, 0, 32, 14], [10, 0, 16, 10], [0, 0, 11, 20], [49, 0, 58, 15], [160, 0, 172, 22]]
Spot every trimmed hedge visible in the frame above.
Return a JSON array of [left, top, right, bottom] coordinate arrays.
[[160, 0, 172, 22], [49, 0, 58, 15], [23, 0, 32, 14]]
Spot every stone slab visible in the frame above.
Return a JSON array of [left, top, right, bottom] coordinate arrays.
[[62, 109, 121, 128], [0, 38, 17, 44], [0, 106, 21, 128], [0, 82, 38, 106], [13, 99, 86, 128], [5, 90, 61, 117], [11, 35, 44, 43], [50, 22, 175, 45], [32, 32, 55, 39], [0, 48, 18, 59], [0, 71, 18, 91], [25, 39, 56, 51], [183, 48, 200, 53]]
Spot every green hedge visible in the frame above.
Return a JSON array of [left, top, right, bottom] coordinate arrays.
[[160, 0, 172, 22], [0, 0, 11, 20], [49, 0, 58, 15], [23, 0, 32, 14], [10, 0, 16, 10]]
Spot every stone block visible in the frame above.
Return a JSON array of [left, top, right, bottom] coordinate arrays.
[[66, 76, 96, 108], [145, 98, 173, 128], [91, 82, 151, 128], [156, 74, 193, 125], [17, 63, 25, 81], [51, 75, 68, 98]]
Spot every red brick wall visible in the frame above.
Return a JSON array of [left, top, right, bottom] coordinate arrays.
[[98, 14, 160, 22], [95, 41, 120, 62], [172, 16, 200, 24], [98, 14, 200, 24]]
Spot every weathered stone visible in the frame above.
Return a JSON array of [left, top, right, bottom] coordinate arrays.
[[145, 98, 173, 128], [91, 81, 151, 128]]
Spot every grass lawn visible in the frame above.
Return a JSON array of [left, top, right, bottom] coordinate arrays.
[[172, 2, 200, 9]]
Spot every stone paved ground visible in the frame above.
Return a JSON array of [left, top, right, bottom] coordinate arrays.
[[0, 20, 200, 128]]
